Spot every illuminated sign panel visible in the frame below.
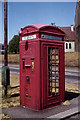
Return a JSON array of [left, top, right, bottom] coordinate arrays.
[[41, 34, 62, 41], [22, 34, 36, 40]]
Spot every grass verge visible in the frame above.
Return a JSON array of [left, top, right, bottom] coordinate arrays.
[[0, 52, 79, 66], [0, 73, 20, 109], [65, 52, 79, 67]]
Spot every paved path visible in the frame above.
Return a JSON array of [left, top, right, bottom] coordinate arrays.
[[0, 64, 79, 84], [2, 95, 80, 119], [0, 64, 79, 73], [47, 107, 79, 119]]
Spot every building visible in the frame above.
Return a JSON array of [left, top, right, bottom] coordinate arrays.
[[75, 0, 80, 52], [60, 25, 75, 52]]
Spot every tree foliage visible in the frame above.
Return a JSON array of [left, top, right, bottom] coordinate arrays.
[[8, 35, 20, 54]]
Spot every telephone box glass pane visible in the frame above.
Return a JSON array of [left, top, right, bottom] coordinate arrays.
[[52, 64, 55, 71], [48, 47, 60, 97], [56, 88, 59, 94]]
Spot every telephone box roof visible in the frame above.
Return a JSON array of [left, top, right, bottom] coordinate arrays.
[[31, 23, 50, 29], [20, 23, 65, 35]]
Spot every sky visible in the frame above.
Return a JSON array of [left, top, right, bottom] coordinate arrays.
[[0, 2, 77, 44]]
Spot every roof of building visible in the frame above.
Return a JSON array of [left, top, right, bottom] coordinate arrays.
[[60, 27, 75, 41], [59, 27, 75, 41]]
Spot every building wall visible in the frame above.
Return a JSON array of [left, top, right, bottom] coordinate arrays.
[[75, 1, 80, 52], [65, 41, 75, 52], [75, 1, 80, 27]]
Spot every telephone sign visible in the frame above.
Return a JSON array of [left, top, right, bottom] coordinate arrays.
[[22, 34, 36, 40]]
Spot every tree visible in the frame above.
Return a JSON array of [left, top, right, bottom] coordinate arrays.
[[8, 35, 20, 54]]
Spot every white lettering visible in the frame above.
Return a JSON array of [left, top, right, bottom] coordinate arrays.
[[22, 34, 36, 40]]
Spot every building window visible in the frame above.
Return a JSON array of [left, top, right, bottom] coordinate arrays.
[[69, 43, 71, 49], [66, 43, 68, 49]]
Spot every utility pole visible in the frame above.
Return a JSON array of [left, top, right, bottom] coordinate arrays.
[[1, 1, 10, 97], [4, 1, 8, 97], [4, 1, 8, 66]]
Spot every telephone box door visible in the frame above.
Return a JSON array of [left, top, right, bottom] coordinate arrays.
[[23, 57, 31, 108], [43, 44, 65, 108]]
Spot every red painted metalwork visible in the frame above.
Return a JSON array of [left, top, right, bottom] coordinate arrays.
[[19, 24, 65, 111]]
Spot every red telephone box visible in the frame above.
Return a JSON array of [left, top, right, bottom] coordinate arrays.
[[19, 24, 65, 110]]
